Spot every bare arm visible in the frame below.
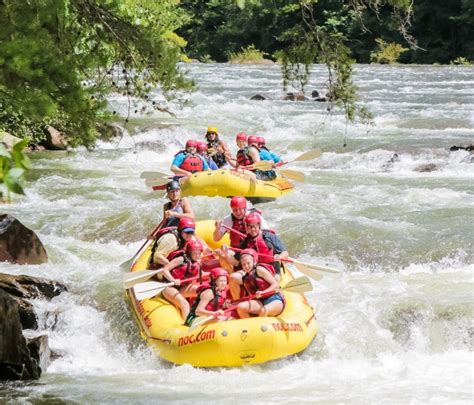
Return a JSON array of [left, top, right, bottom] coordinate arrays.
[[256, 266, 279, 295], [195, 289, 222, 316], [160, 256, 185, 283]]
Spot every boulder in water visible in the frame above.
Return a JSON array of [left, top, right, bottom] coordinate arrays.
[[449, 144, 473, 152], [250, 94, 267, 101], [0, 214, 48, 265], [40, 126, 68, 150], [96, 122, 125, 141], [414, 163, 438, 172], [282, 92, 307, 101]]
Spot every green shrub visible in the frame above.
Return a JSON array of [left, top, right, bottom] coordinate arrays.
[[229, 45, 269, 64], [0, 138, 30, 201], [450, 57, 472, 65], [370, 38, 408, 64]]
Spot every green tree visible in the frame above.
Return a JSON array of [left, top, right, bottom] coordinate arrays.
[[0, 0, 192, 147]]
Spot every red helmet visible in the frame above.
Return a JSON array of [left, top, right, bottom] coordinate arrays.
[[257, 136, 265, 146], [178, 217, 195, 232], [230, 196, 247, 210], [210, 267, 229, 281], [185, 239, 203, 254], [247, 135, 258, 145], [240, 248, 258, 263], [244, 212, 261, 225], [236, 132, 247, 142], [197, 141, 208, 152], [185, 140, 198, 148]]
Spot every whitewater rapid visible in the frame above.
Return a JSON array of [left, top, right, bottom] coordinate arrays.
[[1, 64, 473, 404]]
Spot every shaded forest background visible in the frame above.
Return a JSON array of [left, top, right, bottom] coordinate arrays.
[[177, 0, 474, 64]]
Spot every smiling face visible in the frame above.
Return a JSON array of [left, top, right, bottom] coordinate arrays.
[[246, 222, 260, 238], [231, 207, 246, 220], [240, 254, 255, 273], [236, 139, 246, 149], [186, 145, 197, 154]]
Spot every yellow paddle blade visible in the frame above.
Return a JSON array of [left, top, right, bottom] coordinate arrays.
[[140, 171, 169, 179], [133, 280, 171, 300], [145, 178, 169, 187], [123, 269, 163, 289], [248, 160, 273, 171], [292, 148, 322, 162], [189, 315, 215, 332], [282, 276, 313, 293], [292, 259, 342, 274], [280, 169, 305, 182]]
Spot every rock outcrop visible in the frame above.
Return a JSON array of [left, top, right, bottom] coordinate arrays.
[[0, 214, 48, 265], [40, 126, 68, 150], [0, 274, 67, 380]]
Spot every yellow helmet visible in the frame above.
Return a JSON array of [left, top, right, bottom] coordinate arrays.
[[207, 126, 218, 134]]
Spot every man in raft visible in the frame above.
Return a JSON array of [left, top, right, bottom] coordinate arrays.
[[219, 213, 289, 299], [157, 181, 194, 230], [149, 217, 197, 269], [235, 249, 284, 318], [213, 196, 269, 249], [204, 126, 231, 168], [185, 267, 230, 326], [170, 139, 210, 177], [158, 239, 206, 321]]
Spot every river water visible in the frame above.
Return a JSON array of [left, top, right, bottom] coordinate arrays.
[[1, 64, 473, 404]]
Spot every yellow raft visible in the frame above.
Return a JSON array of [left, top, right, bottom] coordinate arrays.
[[126, 220, 317, 367], [179, 169, 294, 199]]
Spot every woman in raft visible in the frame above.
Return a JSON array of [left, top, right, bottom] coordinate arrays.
[[158, 238, 206, 320], [185, 267, 230, 326], [231, 248, 285, 318]]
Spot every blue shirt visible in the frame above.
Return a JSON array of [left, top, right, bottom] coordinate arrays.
[[259, 149, 274, 162], [206, 157, 219, 170], [172, 152, 210, 170]]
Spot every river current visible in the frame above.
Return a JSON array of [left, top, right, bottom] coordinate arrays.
[[1, 64, 473, 404]]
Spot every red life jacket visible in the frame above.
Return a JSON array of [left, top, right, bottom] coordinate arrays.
[[242, 263, 275, 294], [229, 208, 262, 247], [180, 153, 204, 173], [236, 147, 253, 167], [243, 231, 275, 265], [196, 283, 227, 311], [169, 252, 201, 280], [230, 214, 246, 248]]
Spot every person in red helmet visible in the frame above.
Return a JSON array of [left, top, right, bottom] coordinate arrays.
[[247, 135, 277, 181], [171, 139, 210, 177], [149, 217, 197, 269], [159, 238, 205, 320], [185, 267, 231, 326], [197, 141, 219, 170], [204, 126, 232, 168], [219, 213, 288, 297], [227, 132, 258, 181], [213, 196, 269, 248], [233, 248, 284, 318], [257, 136, 282, 164]]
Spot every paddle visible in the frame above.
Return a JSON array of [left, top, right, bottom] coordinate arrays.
[[277, 148, 322, 167], [145, 177, 172, 188], [133, 275, 202, 300], [279, 169, 305, 182], [189, 276, 313, 331], [123, 268, 164, 289], [222, 225, 341, 278], [119, 221, 165, 270], [140, 171, 170, 179]]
